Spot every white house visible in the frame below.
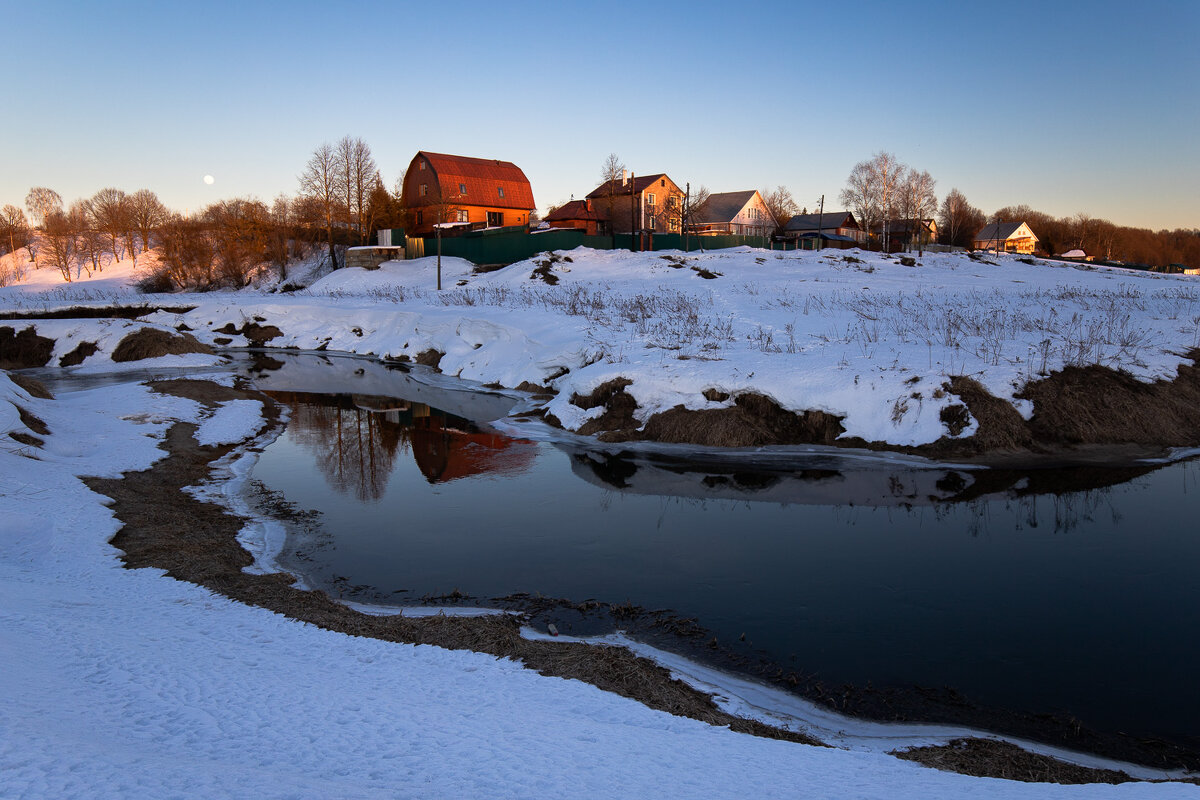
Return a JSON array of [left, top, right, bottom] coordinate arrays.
[[973, 221, 1039, 254]]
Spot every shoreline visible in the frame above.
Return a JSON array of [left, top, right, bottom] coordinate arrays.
[[74, 374, 1200, 783]]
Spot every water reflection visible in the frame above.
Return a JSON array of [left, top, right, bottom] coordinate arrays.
[[241, 353, 1200, 765], [265, 389, 534, 498]]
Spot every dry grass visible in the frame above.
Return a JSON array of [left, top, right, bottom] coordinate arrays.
[[111, 328, 214, 363], [8, 372, 54, 399], [892, 738, 1137, 785]]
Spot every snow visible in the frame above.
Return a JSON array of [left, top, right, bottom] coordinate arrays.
[[2, 246, 1199, 796]]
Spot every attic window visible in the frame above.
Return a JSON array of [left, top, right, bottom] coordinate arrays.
[[498, 187, 505, 199], [459, 183, 467, 195], [419, 161, 426, 170], [419, 184, 428, 197], [660, 179, 665, 187]]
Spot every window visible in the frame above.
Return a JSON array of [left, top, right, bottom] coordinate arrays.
[[455, 209, 468, 223], [419, 161, 426, 171], [498, 186, 505, 199], [459, 183, 467, 195], [487, 211, 503, 227], [416, 210, 423, 225], [419, 184, 428, 197], [660, 179, 665, 187], [646, 193, 656, 206], [649, 216, 656, 230]]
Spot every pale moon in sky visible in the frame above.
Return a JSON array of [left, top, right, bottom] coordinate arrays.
[[203, 175, 215, 185]]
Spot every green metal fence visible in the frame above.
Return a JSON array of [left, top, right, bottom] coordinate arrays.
[[416, 228, 777, 266]]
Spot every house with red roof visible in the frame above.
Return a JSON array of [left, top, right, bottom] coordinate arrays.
[[544, 199, 608, 235], [401, 151, 536, 237]]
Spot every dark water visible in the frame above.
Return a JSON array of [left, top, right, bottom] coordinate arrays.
[[241, 354, 1200, 761]]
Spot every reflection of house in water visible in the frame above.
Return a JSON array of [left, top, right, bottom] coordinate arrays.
[[266, 391, 535, 498], [404, 405, 535, 484]]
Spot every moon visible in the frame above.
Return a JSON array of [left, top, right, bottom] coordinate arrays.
[[203, 175, 215, 185]]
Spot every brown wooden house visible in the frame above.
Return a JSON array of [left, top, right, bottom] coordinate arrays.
[[401, 151, 535, 237], [544, 199, 608, 235]]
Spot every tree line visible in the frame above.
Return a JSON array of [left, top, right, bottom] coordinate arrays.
[[1, 135, 411, 289], [4, 142, 1196, 287], [841, 151, 1199, 268]]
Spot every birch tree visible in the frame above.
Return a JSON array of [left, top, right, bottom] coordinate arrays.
[[25, 187, 63, 227], [299, 141, 343, 269], [898, 168, 937, 254]]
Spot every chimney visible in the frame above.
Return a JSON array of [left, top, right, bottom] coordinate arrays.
[[585, 199, 592, 212], [621, 169, 628, 186]]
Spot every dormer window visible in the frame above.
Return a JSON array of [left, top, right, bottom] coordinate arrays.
[[498, 187, 505, 199], [419, 161, 426, 171], [459, 183, 467, 195]]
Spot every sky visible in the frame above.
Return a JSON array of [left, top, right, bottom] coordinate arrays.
[[2, 0, 1197, 230]]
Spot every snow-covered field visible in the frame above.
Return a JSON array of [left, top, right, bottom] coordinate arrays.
[[3, 247, 1199, 796]]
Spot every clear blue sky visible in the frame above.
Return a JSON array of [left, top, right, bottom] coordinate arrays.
[[3, 0, 1197, 229]]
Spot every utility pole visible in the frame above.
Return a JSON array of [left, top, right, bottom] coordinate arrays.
[[684, 182, 690, 253], [816, 194, 824, 252], [436, 204, 442, 290], [630, 172, 637, 252]]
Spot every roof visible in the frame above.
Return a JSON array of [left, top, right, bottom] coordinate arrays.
[[693, 190, 758, 224], [544, 199, 605, 222], [974, 221, 1034, 241], [784, 212, 858, 232], [409, 151, 535, 211], [871, 218, 934, 234], [585, 173, 673, 199]]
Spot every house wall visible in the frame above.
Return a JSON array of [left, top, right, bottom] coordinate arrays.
[[591, 179, 684, 234], [728, 193, 774, 237]]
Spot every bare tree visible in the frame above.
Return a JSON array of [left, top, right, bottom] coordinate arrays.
[[70, 200, 105, 276], [299, 141, 344, 269], [268, 194, 294, 278], [337, 136, 378, 244], [840, 152, 905, 250], [938, 188, 983, 248], [157, 214, 216, 290], [599, 153, 625, 242], [897, 168, 937, 255], [25, 187, 63, 227], [89, 188, 131, 264], [760, 186, 798, 234], [128, 189, 169, 252], [0, 205, 31, 257], [40, 210, 78, 282], [205, 198, 270, 288]]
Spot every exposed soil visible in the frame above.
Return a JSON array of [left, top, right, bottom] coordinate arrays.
[[59, 341, 99, 367], [8, 372, 53, 399], [0, 326, 55, 369], [560, 352, 1200, 467], [213, 321, 283, 345], [111, 328, 213, 362], [893, 738, 1138, 785], [415, 348, 444, 368], [0, 304, 196, 321]]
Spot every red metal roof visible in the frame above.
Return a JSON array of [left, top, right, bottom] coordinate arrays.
[[545, 199, 605, 222], [409, 151, 535, 211]]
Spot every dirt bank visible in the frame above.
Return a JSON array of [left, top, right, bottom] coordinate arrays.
[[551, 352, 1200, 467]]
